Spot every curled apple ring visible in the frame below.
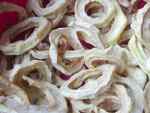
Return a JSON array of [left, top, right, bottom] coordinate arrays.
[[95, 85, 131, 113], [75, 0, 127, 46], [84, 48, 124, 73], [60, 64, 115, 99], [71, 82, 132, 113], [49, 27, 84, 75], [3, 60, 52, 83], [28, 0, 67, 26], [84, 45, 132, 74], [49, 25, 105, 75], [0, 17, 51, 55], [72, 76, 142, 113], [75, 0, 115, 28], [22, 77, 68, 113]]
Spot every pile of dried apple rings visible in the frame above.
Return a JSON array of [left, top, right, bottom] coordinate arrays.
[[0, 0, 150, 113]]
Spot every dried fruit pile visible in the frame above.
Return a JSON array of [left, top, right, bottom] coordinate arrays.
[[0, 0, 150, 113]]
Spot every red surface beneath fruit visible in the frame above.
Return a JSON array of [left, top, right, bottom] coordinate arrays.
[[0, 12, 18, 34], [138, 0, 146, 9], [0, 0, 27, 7], [0, 0, 28, 35]]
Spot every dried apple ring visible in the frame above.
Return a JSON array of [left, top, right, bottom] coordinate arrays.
[[75, 0, 115, 28], [3, 60, 52, 83], [60, 64, 115, 99], [0, 17, 51, 55], [49, 27, 84, 75], [75, 0, 127, 46], [84, 45, 131, 74], [71, 84, 131, 113], [28, 0, 67, 26], [21, 77, 68, 113], [84, 48, 124, 72], [72, 76, 143, 113], [93, 85, 131, 113]]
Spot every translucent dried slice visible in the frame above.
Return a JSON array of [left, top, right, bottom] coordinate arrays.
[[0, 77, 68, 113], [128, 35, 150, 77], [0, 2, 27, 20], [113, 76, 144, 113], [60, 64, 115, 99], [4, 60, 52, 83], [75, 0, 115, 28], [84, 45, 132, 74], [71, 83, 131, 113], [97, 84, 131, 113], [49, 27, 84, 75], [127, 67, 147, 88], [28, 0, 67, 26], [104, 0, 127, 45], [84, 48, 124, 72], [113, 84, 132, 113], [131, 2, 150, 46], [0, 17, 51, 55], [22, 77, 68, 113], [0, 76, 29, 104]]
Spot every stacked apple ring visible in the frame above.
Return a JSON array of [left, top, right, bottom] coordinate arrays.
[[0, 0, 150, 113]]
